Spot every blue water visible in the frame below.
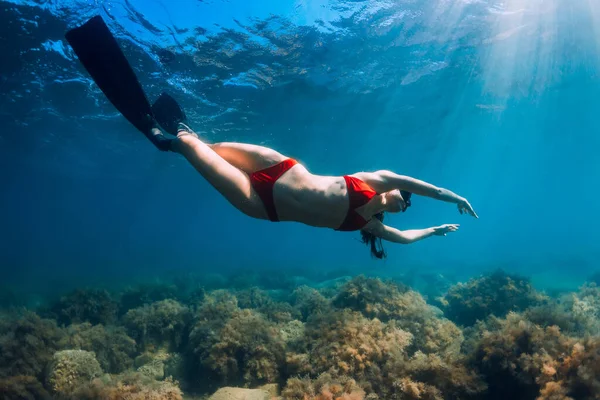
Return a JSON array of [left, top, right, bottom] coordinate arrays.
[[1, 0, 600, 298]]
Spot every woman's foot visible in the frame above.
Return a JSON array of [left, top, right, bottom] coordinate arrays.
[[176, 122, 199, 139]]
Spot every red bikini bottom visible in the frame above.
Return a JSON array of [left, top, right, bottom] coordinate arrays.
[[249, 158, 298, 222]]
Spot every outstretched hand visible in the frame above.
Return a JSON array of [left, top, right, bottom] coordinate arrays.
[[433, 224, 460, 236], [457, 198, 478, 218]]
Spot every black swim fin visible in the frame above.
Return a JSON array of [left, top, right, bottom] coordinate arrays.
[[151, 92, 188, 136], [65, 15, 171, 150]]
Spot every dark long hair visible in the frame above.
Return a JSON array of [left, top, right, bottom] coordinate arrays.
[[360, 190, 412, 259]]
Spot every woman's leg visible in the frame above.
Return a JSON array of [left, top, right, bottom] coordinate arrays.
[[169, 132, 268, 219], [209, 142, 288, 174], [173, 123, 289, 174]]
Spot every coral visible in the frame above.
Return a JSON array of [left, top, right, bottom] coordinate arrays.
[[45, 349, 103, 396], [0, 311, 65, 380], [190, 307, 286, 386], [59, 322, 136, 373], [282, 373, 366, 400], [49, 288, 118, 326], [289, 285, 331, 322], [0, 375, 52, 400], [442, 269, 548, 326], [123, 299, 192, 352], [69, 372, 183, 400]]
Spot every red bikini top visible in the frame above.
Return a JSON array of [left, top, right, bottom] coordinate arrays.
[[335, 175, 377, 231]]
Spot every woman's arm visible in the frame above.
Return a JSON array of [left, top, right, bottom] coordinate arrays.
[[353, 170, 478, 218], [365, 220, 460, 244], [377, 170, 460, 202]]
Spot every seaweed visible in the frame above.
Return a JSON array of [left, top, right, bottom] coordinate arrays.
[[48, 288, 118, 326], [123, 299, 192, 352], [0, 311, 65, 380], [441, 269, 548, 326], [0, 375, 52, 400], [59, 322, 137, 373]]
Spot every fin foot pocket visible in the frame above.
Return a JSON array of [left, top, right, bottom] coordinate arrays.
[[151, 92, 189, 136]]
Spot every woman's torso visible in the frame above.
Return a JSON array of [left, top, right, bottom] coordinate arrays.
[[270, 163, 358, 229]]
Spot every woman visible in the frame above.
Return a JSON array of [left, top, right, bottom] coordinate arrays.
[[64, 17, 477, 259], [148, 94, 478, 259]]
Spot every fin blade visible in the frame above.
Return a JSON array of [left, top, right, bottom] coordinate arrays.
[[65, 16, 153, 134]]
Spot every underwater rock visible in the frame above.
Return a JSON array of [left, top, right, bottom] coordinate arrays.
[[45, 349, 103, 396], [208, 387, 271, 400], [69, 372, 183, 399], [258, 383, 280, 397]]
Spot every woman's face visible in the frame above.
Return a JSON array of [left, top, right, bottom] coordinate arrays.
[[384, 189, 408, 213]]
